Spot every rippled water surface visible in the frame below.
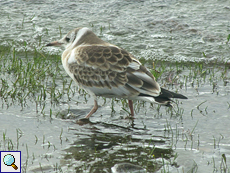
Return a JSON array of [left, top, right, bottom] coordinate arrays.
[[0, 0, 230, 173], [1, 0, 230, 62]]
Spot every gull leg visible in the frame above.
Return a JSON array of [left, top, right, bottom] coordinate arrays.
[[85, 100, 98, 119], [128, 100, 134, 117]]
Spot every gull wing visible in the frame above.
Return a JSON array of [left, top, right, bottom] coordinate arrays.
[[65, 45, 161, 98]]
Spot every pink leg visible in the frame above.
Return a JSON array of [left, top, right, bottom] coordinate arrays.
[[128, 100, 134, 117], [85, 100, 98, 119]]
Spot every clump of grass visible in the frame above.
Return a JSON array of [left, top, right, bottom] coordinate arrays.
[[140, 58, 229, 99], [0, 44, 76, 115], [1, 130, 14, 151], [226, 34, 230, 44]]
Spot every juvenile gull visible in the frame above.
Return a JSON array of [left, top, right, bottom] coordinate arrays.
[[46, 27, 187, 119]]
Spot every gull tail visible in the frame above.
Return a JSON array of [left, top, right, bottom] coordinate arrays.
[[154, 88, 187, 107], [138, 88, 187, 107]]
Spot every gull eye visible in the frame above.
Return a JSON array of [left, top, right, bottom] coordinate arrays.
[[65, 37, 70, 42]]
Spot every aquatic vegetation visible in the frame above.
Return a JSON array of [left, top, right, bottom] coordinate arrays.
[[0, 45, 77, 115], [0, 42, 229, 172]]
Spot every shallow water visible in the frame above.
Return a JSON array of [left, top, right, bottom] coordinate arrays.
[[1, 0, 230, 63], [0, 0, 230, 173]]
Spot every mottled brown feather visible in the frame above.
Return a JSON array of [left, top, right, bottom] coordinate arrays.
[[68, 45, 160, 97]]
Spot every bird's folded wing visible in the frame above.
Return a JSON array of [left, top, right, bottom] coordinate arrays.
[[67, 45, 161, 97]]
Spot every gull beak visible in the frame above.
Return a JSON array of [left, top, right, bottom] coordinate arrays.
[[46, 41, 62, 47]]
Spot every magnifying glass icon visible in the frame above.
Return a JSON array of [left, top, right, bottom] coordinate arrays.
[[3, 154, 18, 170]]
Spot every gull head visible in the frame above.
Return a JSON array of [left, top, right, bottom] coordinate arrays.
[[46, 27, 103, 49]]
